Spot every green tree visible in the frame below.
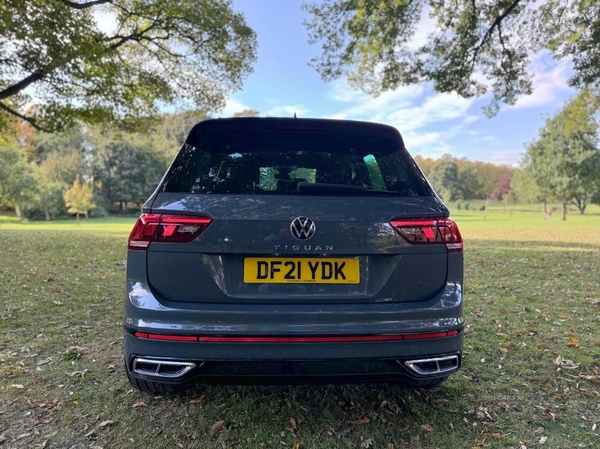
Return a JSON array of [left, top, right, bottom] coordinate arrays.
[[63, 175, 95, 221], [428, 158, 463, 202], [93, 132, 170, 210], [524, 90, 600, 219], [23, 152, 87, 220], [0, 145, 39, 216], [303, 0, 600, 115], [0, 0, 256, 132], [509, 168, 548, 207], [457, 164, 482, 200]]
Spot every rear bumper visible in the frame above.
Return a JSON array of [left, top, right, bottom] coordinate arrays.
[[124, 279, 464, 383], [125, 332, 463, 384]]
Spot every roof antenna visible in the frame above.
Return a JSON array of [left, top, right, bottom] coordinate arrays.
[[294, 112, 297, 118]]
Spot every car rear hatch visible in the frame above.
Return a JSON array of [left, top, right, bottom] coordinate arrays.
[[131, 118, 458, 304]]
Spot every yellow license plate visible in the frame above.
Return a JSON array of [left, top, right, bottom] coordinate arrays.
[[244, 258, 360, 284]]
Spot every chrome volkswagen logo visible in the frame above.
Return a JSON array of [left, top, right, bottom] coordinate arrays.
[[290, 217, 316, 240]]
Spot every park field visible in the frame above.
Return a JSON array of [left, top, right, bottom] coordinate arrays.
[[0, 207, 599, 448]]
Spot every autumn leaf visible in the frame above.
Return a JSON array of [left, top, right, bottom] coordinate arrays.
[[289, 417, 297, 430], [189, 396, 205, 404], [211, 420, 224, 430], [420, 424, 433, 433], [566, 336, 579, 347], [98, 420, 114, 427], [351, 417, 370, 425], [132, 401, 146, 408], [498, 402, 510, 411]]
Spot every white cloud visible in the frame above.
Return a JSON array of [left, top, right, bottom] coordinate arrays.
[[219, 97, 254, 117], [324, 79, 478, 158], [266, 104, 309, 117], [506, 52, 573, 111], [486, 150, 523, 167]]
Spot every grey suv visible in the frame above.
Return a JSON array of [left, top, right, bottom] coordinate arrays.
[[124, 117, 464, 393]]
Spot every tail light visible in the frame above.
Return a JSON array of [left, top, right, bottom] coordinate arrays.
[[128, 213, 212, 250], [390, 218, 463, 252]]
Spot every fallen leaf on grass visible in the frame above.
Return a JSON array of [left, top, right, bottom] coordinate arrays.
[[535, 427, 545, 435], [420, 424, 433, 433], [121, 389, 133, 398], [498, 402, 510, 411], [289, 417, 297, 430], [132, 401, 146, 408], [98, 420, 114, 427], [351, 418, 370, 425], [211, 420, 224, 430], [361, 438, 374, 448], [189, 395, 204, 404], [566, 336, 579, 347], [292, 444, 300, 449], [0, 433, 5, 443], [43, 431, 58, 439], [11, 384, 24, 389], [542, 410, 556, 422]]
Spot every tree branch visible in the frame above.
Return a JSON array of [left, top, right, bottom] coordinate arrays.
[[0, 71, 47, 100], [473, 0, 522, 56], [60, 0, 111, 10], [0, 101, 51, 132]]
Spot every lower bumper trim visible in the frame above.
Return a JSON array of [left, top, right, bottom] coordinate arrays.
[[133, 329, 459, 343]]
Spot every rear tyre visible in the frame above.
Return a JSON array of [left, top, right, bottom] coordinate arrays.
[[126, 367, 186, 395]]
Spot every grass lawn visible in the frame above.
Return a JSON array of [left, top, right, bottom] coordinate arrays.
[[0, 209, 599, 448]]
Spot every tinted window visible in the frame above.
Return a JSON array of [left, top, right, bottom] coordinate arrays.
[[161, 132, 433, 196]]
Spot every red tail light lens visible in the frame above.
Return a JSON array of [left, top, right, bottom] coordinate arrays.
[[390, 217, 463, 252], [128, 214, 212, 250]]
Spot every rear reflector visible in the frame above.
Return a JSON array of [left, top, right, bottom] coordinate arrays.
[[133, 330, 460, 343], [128, 214, 212, 250], [390, 217, 463, 252]]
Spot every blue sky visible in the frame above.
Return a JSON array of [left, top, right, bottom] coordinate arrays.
[[223, 0, 576, 165]]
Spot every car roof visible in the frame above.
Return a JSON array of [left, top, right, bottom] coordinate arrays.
[[186, 117, 404, 148]]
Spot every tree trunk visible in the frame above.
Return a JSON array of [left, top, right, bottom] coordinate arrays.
[[562, 198, 567, 220], [76, 213, 80, 223], [44, 208, 50, 221], [542, 200, 547, 214], [15, 205, 22, 218]]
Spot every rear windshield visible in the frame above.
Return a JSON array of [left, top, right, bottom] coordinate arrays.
[[160, 132, 433, 196]]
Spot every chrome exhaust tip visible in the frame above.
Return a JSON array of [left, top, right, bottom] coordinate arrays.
[[402, 355, 459, 376], [132, 357, 198, 379]]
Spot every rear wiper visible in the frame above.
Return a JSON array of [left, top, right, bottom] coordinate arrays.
[[296, 182, 398, 195]]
